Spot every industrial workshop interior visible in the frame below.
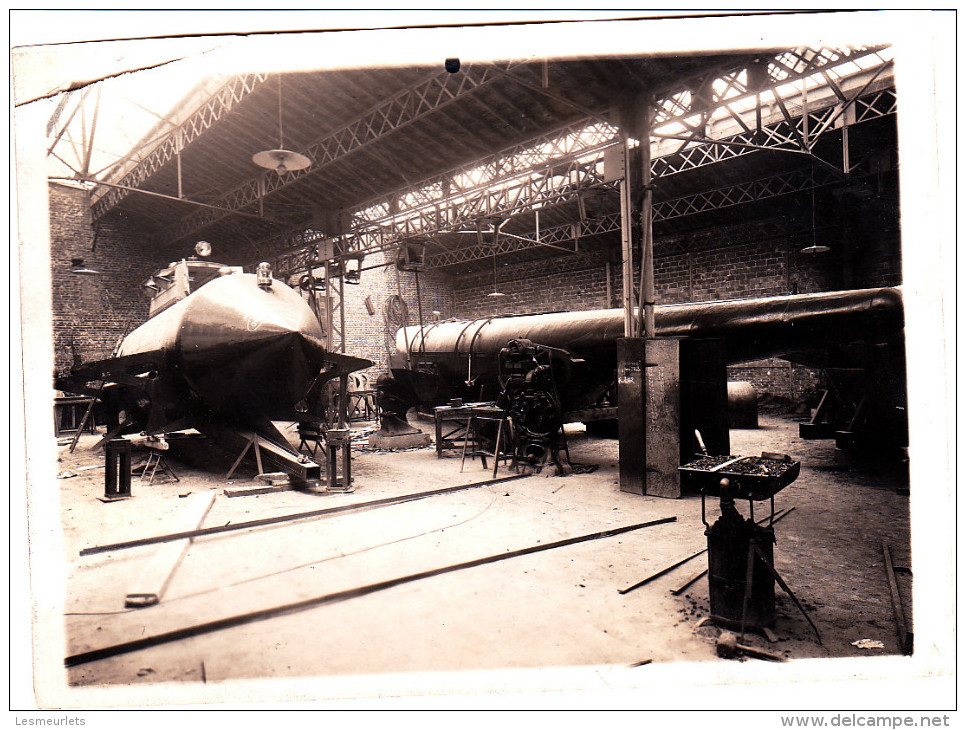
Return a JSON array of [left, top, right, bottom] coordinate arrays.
[[15, 12, 952, 709]]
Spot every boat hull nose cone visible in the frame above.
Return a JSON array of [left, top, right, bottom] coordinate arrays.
[[176, 274, 332, 418]]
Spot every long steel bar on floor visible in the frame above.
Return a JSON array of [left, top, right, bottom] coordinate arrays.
[[79, 473, 531, 557], [66, 516, 677, 668]]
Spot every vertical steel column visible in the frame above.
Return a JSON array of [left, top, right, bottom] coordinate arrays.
[[103, 438, 132, 500], [81, 85, 102, 178], [639, 95, 655, 339], [840, 103, 855, 174], [175, 127, 185, 200], [619, 129, 635, 337], [605, 260, 613, 308], [336, 274, 346, 354]]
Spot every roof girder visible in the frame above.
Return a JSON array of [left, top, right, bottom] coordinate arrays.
[[90, 72, 270, 218], [155, 61, 528, 246]]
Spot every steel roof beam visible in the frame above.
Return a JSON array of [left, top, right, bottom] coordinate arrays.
[[275, 115, 890, 274], [353, 83, 895, 243], [418, 164, 848, 270], [651, 83, 895, 177], [422, 214, 620, 269], [651, 45, 890, 130], [652, 166, 842, 221], [149, 47, 894, 268], [267, 83, 894, 273], [90, 72, 270, 219], [155, 61, 523, 245], [308, 50, 894, 245]]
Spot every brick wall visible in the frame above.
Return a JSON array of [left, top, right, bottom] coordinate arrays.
[[50, 177, 901, 407], [452, 252, 613, 318], [49, 182, 161, 375], [335, 251, 453, 380], [449, 212, 902, 403], [727, 360, 821, 405], [49, 183, 448, 386]]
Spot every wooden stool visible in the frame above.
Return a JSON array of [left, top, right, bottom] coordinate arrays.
[[297, 420, 325, 455], [139, 449, 179, 485]]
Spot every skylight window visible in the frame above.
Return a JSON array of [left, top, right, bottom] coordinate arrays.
[[335, 45, 895, 241]]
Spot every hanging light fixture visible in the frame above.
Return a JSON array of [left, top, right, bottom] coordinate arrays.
[[800, 164, 829, 254], [800, 243, 830, 255], [487, 254, 505, 297], [252, 75, 311, 177], [70, 258, 100, 276]]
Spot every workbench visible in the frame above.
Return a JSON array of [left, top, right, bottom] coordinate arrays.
[[54, 395, 97, 436], [433, 402, 506, 457]]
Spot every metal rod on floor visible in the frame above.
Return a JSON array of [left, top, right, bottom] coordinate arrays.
[[882, 541, 913, 655], [65, 515, 677, 667], [752, 542, 823, 645], [618, 546, 706, 595], [79, 473, 531, 556]]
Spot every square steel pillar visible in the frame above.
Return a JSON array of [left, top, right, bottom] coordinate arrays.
[[618, 337, 681, 498]]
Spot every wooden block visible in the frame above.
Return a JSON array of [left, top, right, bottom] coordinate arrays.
[[223, 484, 295, 498], [257, 472, 290, 485], [124, 493, 216, 607]]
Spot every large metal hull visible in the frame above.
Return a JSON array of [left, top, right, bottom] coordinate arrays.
[[390, 287, 904, 413], [66, 272, 371, 453], [116, 273, 332, 424], [399, 287, 903, 364]]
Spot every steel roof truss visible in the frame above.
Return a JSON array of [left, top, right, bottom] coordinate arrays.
[[156, 62, 520, 244], [91, 72, 269, 218]]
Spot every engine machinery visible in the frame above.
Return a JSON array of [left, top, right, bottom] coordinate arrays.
[[495, 339, 573, 470]]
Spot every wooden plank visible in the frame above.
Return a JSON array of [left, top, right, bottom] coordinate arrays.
[[882, 541, 913, 655], [123, 493, 216, 607], [223, 484, 293, 498]]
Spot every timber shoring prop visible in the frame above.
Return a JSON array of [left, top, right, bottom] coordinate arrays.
[[66, 515, 677, 667], [80, 473, 531, 556]]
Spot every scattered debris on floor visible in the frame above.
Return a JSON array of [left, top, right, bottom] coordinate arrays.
[[851, 638, 885, 649]]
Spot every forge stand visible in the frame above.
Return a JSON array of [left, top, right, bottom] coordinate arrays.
[[701, 484, 821, 645], [682, 454, 822, 645]]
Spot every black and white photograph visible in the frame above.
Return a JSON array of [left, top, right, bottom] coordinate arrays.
[[10, 10, 956, 719]]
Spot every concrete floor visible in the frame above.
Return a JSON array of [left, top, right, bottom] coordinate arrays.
[[53, 414, 911, 697]]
